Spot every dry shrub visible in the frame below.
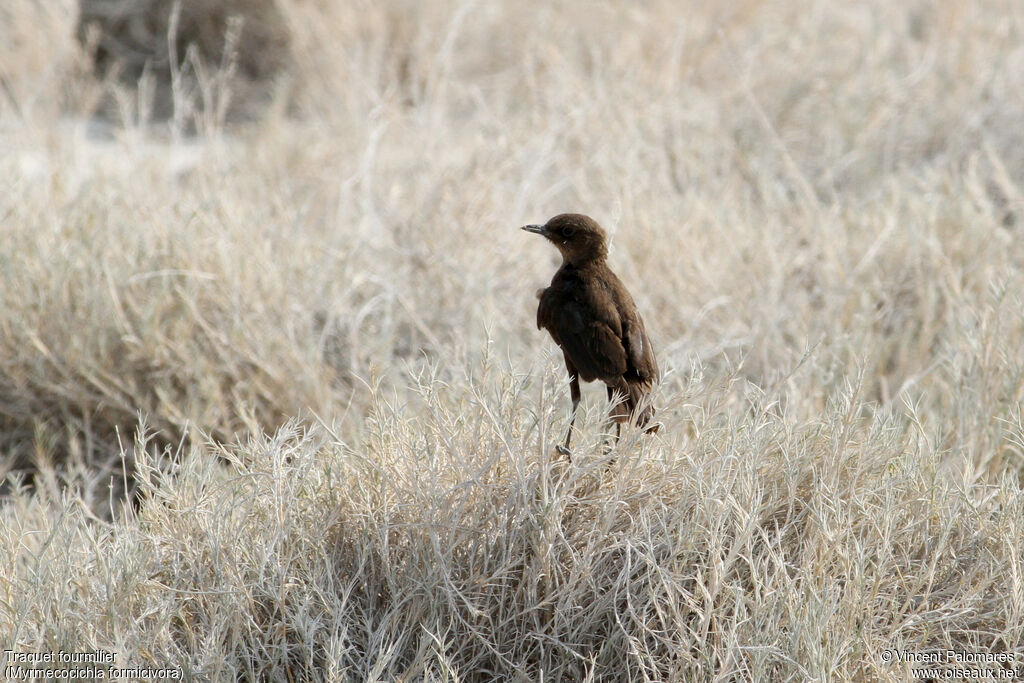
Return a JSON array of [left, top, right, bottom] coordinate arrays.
[[76, 0, 291, 122], [3, 364, 1022, 679]]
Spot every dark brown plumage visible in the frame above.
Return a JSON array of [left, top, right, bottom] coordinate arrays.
[[522, 213, 659, 454]]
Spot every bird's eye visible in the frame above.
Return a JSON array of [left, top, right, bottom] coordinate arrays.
[[563, 227, 575, 237]]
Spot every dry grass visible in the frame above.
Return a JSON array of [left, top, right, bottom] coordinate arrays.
[[2, 0, 1024, 679]]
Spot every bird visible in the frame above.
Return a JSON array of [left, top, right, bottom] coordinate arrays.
[[522, 213, 659, 456]]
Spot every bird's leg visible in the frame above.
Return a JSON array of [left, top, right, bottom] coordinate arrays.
[[557, 375, 581, 457]]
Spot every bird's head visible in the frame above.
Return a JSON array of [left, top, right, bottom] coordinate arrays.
[[521, 213, 608, 265]]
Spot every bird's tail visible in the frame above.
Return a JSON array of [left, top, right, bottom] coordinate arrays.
[[609, 380, 658, 433]]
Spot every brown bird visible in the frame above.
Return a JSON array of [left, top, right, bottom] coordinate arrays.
[[522, 213, 659, 455]]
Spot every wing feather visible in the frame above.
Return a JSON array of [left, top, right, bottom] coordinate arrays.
[[622, 314, 658, 383]]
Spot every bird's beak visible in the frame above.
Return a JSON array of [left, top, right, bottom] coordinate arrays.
[[521, 224, 548, 236]]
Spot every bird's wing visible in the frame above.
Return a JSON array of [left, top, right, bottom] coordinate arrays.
[[541, 296, 627, 382], [623, 313, 658, 383]]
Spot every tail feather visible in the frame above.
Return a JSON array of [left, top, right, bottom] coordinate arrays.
[[608, 380, 657, 432]]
